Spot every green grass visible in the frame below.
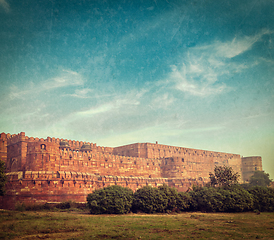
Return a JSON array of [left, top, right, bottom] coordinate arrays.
[[0, 210, 274, 239]]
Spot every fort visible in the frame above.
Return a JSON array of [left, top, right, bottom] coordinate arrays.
[[0, 132, 262, 209]]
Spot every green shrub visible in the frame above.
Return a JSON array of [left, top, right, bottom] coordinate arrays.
[[15, 202, 26, 211], [158, 184, 179, 212], [176, 191, 191, 211], [25, 203, 47, 211], [189, 187, 225, 212], [132, 185, 168, 213], [219, 185, 254, 212], [87, 185, 133, 214], [188, 185, 253, 212], [248, 186, 274, 212], [56, 201, 72, 209]]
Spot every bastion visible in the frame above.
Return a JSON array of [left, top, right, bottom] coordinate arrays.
[[0, 132, 262, 209]]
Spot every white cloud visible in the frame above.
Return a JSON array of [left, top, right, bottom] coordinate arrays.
[[76, 103, 115, 116], [9, 69, 84, 100], [162, 30, 273, 97], [199, 29, 273, 59], [44, 69, 84, 89], [64, 88, 93, 98], [57, 89, 145, 127], [150, 93, 174, 109], [170, 63, 228, 97], [0, 0, 10, 12]]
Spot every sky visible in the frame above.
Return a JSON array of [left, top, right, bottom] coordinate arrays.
[[0, 0, 273, 178]]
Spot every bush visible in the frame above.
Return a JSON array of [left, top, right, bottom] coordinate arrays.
[[189, 186, 225, 212], [176, 191, 191, 211], [87, 185, 133, 214], [248, 186, 274, 212], [15, 202, 26, 211], [219, 185, 254, 212], [188, 185, 253, 212], [132, 185, 168, 213], [158, 184, 179, 212]]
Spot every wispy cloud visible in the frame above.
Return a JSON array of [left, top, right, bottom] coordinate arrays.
[[162, 30, 273, 97], [150, 93, 175, 109], [76, 103, 115, 116], [64, 88, 93, 98], [0, 0, 10, 12], [9, 69, 84, 100], [198, 29, 273, 59], [57, 89, 145, 128], [44, 69, 84, 89], [169, 62, 228, 97]]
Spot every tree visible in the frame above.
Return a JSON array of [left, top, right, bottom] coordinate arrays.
[[249, 171, 272, 187], [0, 159, 7, 196], [209, 166, 239, 188]]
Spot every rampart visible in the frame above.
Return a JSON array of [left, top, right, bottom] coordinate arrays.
[[0, 132, 262, 209]]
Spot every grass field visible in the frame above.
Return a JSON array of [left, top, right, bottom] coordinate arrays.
[[1, 210, 274, 239]]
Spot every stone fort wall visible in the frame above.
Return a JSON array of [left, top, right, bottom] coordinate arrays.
[[0, 132, 261, 209]]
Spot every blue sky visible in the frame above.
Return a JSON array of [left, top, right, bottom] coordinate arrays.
[[0, 0, 274, 178]]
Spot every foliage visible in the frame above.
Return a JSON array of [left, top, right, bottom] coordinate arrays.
[[176, 191, 192, 211], [14, 201, 87, 211], [87, 185, 133, 214], [157, 184, 180, 212], [85, 179, 274, 214], [209, 166, 239, 187], [15, 202, 26, 211], [132, 185, 191, 213], [218, 185, 254, 212], [248, 186, 274, 212], [249, 171, 273, 187], [189, 186, 225, 212], [132, 185, 168, 213], [0, 159, 7, 196], [189, 185, 253, 212]]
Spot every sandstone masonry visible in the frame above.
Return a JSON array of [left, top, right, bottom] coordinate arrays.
[[0, 132, 262, 209]]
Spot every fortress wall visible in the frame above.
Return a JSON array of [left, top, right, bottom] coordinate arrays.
[[115, 142, 243, 181], [2, 132, 243, 181], [1, 132, 258, 209], [161, 156, 214, 180], [0, 171, 169, 209], [155, 144, 242, 181], [241, 156, 262, 182], [17, 139, 162, 178], [168, 178, 207, 192], [113, 143, 142, 157], [21, 132, 112, 154], [56, 151, 162, 178]]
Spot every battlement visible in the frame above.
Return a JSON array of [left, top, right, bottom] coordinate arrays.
[[2, 132, 25, 145]]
